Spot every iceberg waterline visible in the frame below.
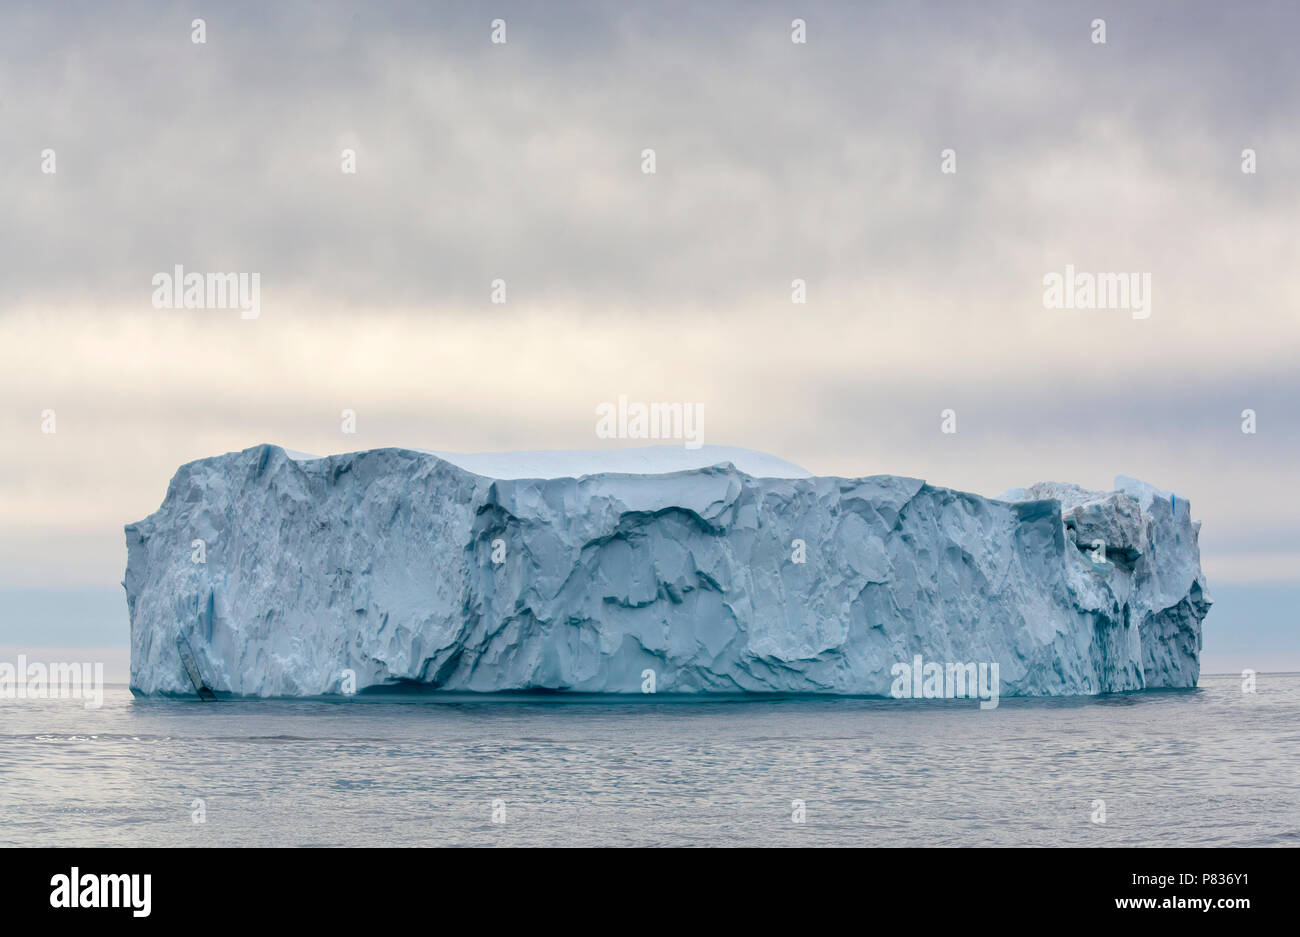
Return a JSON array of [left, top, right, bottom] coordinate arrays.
[[124, 445, 1210, 698]]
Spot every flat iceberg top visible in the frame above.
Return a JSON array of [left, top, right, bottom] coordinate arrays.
[[286, 444, 813, 480]]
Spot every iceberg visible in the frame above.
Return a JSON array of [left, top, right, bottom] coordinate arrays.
[[124, 445, 1210, 698]]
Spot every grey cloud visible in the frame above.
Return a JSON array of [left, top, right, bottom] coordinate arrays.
[[3, 0, 1299, 310]]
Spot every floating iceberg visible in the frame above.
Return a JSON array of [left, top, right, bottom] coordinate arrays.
[[124, 445, 1210, 698]]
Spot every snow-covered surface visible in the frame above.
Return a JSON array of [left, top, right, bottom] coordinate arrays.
[[417, 445, 813, 480], [282, 445, 810, 478], [125, 445, 1210, 698]]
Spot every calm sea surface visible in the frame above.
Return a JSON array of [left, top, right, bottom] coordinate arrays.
[[2, 673, 1297, 847]]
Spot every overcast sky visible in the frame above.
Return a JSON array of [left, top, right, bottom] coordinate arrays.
[[2, 1, 1297, 673]]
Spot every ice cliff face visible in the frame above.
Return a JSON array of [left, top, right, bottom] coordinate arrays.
[[124, 445, 1210, 698]]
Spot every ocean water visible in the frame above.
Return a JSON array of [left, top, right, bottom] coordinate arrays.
[[2, 673, 1297, 847]]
